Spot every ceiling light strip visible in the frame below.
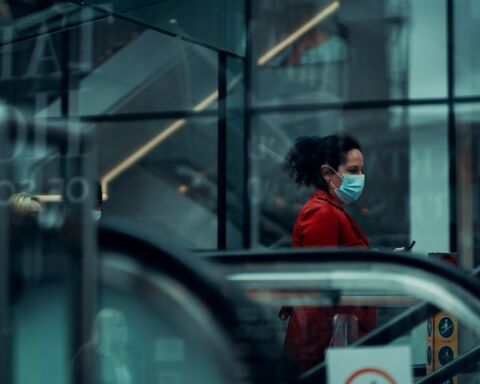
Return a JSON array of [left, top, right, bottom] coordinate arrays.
[[257, 0, 340, 66]]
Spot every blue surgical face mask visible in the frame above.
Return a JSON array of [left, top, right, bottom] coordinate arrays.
[[327, 166, 365, 204]]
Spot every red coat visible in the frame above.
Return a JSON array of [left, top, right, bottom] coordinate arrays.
[[292, 189, 369, 248], [283, 190, 376, 372]]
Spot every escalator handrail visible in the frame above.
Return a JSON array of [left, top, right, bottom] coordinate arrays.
[[201, 249, 480, 383], [97, 231, 480, 384], [98, 219, 239, 331], [202, 248, 480, 298], [298, 264, 480, 383]]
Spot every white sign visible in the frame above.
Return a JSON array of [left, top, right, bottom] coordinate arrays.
[[327, 346, 413, 384]]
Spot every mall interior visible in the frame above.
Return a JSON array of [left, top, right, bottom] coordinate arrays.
[[1, 0, 480, 383]]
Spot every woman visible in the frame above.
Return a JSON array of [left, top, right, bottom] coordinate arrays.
[[71, 308, 132, 384], [282, 135, 376, 372]]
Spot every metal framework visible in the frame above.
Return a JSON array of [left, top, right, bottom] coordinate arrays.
[[18, 0, 462, 252]]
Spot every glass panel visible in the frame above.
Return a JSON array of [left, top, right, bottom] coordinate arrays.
[[225, 0, 246, 56], [98, 117, 218, 249], [226, 56, 245, 249], [250, 106, 449, 253], [98, 252, 237, 383], [0, 10, 219, 118], [87, 0, 246, 57], [226, 115, 245, 249], [0, 5, 110, 117], [455, 103, 480, 268], [3, 118, 98, 384], [251, 0, 447, 106], [0, 3, 101, 43], [0, 22, 65, 116], [454, 0, 480, 96], [67, 17, 219, 117], [11, 145, 70, 384]]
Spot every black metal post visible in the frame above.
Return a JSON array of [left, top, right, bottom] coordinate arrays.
[[447, 0, 458, 253], [243, 0, 253, 249], [218, 51, 227, 250], [60, 25, 97, 384], [0, 114, 12, 384], [63, 145, 97, 384]]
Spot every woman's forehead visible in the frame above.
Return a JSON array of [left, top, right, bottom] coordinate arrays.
[[344, 149, 364, 165]]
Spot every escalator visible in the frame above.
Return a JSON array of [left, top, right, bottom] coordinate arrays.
[[202, 248, 480, 383], [12, 219, 480, 383]]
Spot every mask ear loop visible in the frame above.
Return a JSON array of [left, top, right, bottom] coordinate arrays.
[[321, 165, 343, 191]]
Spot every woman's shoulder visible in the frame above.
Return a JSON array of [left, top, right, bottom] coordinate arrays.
[[297, 192, 340, 222]]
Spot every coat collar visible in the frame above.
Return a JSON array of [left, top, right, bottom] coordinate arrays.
[[314, 189, 369, 246], [314, 189, 343, 210]]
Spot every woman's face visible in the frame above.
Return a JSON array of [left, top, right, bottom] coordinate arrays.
[[323, 149, 365, 189]]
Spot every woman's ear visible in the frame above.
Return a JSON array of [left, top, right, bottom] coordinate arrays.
[[320, 165, 330, 177], [320, 165, 333, 184], [321, 165, 342, 189]]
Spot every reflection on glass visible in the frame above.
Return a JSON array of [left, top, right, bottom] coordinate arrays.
[[87, 0, 245, 56], [331, 314, 358, 347], [6, 125, 97, 384], [68, 18, 219, 117], [0, 7, 220, 118], [251, 0, 447, 106], [67, 16, 217, 117], [98, 118, 218, 249], [94, 308, 131, 384], [455, 104, 480, 268], [71, 308, 132, 384], [455, 0, 480, 96], [250, 106, 449, 251], [100, 253, 240, 383]]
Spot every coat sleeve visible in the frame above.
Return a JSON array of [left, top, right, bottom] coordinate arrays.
[[300, 205, 340, 247]]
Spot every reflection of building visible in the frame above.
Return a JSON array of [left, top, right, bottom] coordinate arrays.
[[252, 0, 411, 247]]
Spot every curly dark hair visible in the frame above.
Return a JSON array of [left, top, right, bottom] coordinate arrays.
[[283, 135, 362, 190]]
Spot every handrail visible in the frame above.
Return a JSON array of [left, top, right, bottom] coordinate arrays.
[[298, 265, 480, 383], [203, 249, 480, 298], [417, 345, 480, 383], [202, 250, 480, 383], [297, 302, 437, 383], [98, 219, 236, 329]]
